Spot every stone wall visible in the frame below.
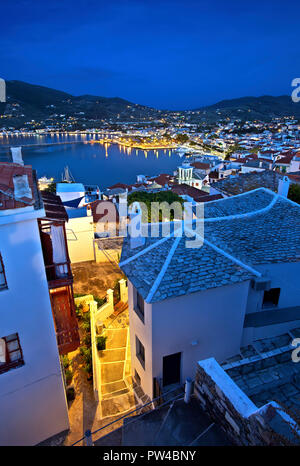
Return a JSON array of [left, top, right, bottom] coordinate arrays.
[[194, 358, 300, 445]]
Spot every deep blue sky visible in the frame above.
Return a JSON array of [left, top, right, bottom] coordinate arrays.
[[1, 0, 299, 109]]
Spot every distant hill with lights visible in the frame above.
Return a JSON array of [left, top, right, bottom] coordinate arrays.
[[197, 95, 300, 122], [1, 80, 160, 128], [1, 80, 300, 128]]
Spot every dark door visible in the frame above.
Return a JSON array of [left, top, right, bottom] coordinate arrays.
[[163, 352, 181, 386]]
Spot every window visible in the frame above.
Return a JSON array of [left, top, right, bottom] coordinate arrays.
[[0, 254, 7, 290], [136, 336, 145, 369], [0, 333, 24, 374], [134, 289, 145, 323], [263, 288, 281, 308]]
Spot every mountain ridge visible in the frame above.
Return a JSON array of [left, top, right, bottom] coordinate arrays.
[[1, 80, 300, 127]]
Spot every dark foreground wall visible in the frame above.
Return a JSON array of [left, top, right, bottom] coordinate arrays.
[[194, 358, 300, 445]]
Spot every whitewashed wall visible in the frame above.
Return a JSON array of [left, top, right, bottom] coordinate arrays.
[[242, 262, 300, 345], [66, 216, 94, 263], [128, 279, 250, 399], [0, 215, 69, 445], [128, 282, 153, 398]]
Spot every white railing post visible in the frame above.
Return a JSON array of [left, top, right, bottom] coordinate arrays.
[[184, 377, 193, 403], [119, 278, 128, 303], [106, 288, 114, 313]]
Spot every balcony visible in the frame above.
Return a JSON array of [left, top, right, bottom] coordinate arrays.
[[45, 260, 73, 289], [39, 218, 73, 289]]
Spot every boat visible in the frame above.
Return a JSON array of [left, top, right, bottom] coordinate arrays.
[[61, 166, 75, 183]]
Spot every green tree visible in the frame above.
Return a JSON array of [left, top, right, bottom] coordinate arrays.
[[43, 182, 56, 193], [288, 184, 300, 205], [175, 134, 189, 144]]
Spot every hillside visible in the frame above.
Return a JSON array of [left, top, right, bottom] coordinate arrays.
[[1, 80, 160, 127], [1, 80, 300, 128], [196, 95, 300, 121]]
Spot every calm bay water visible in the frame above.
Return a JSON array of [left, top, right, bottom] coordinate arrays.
[[0, 134, 182, 189]]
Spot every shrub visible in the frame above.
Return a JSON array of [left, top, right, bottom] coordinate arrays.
[[83, 333, 91, 346], [82, 319, 91, 333], [94, 296, 106, 308], [75, 306, 83, 319], [62, 355, 70, 369], [80, 346, 92, 376], [66, 386, 75, 402], [288, 184, 300, 205], [96, 336, 107, 351], [65, 368, 73, 386]]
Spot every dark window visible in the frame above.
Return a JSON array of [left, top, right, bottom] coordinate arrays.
[[263, 288, 280, 308], [0, 333, 24, 374], [0, 254, 7, 290], [136, 336, 145, 369], [134, 289, 144, 323]]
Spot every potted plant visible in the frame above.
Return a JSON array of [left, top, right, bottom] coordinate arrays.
[[96, 335, 107, 351]]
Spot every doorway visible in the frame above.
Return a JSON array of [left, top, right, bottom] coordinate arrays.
[[163, 352, 181, 387]]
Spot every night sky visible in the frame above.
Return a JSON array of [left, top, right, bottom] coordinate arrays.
[[1, 0, 299, 109]]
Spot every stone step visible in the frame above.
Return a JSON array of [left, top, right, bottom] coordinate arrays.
[[101, 380, 127, 395], [101, 391, 139, 418], [102, 388, 130, 399]]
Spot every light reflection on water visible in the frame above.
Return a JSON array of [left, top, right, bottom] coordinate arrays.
[[0, 135, 181, 188]]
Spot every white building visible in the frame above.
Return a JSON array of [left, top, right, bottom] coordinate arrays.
[[56, 182, 86, 208], [119, 188, 300, 400], [0, 162, 70, 445], [177, 162, 207, 190]]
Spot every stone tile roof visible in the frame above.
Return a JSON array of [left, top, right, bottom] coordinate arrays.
[[222, 330, 300, 417], [203, 192, 300, 265], [170, 184, 210, 201], [212, 170, 284, 196], [119, 188, 300, 303]]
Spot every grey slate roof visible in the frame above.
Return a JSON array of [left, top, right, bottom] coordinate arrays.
[[119, 188, 300, 303], [222, 329, 300, 417], [212, 170, 284, 196]]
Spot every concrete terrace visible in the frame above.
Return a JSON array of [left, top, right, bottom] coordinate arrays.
[[71, 261, 123, 298]]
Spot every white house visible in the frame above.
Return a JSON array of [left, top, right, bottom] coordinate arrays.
[[119, 188, 300, 400], [177, 162, 208, 190], [0, 161, 70, 445]]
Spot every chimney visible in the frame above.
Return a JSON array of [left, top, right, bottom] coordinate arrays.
[[278, 175, 290, 198], [13, 174, 32, 199], [0, 78, 5, 103], [10, 147, 24, 166], [129, 202, 145, 249]]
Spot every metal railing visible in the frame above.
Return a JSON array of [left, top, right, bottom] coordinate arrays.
[[45, 261, 73, 284], [71, 382, 187, 446]]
